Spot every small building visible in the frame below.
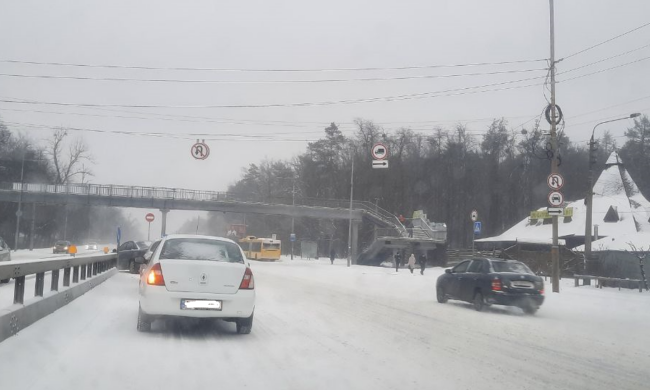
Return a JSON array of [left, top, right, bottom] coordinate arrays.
[[476, 152, 650, 276]]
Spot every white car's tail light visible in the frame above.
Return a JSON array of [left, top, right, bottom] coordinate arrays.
[[239, 267, 254, 290], [147, 263, 165, 286]]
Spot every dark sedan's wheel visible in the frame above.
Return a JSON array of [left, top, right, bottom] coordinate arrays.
[[521, 301, 539, 315], [137, 305, 152, 332], [473, 291, 485, 312], [236, 312, 254, 334], [129, 260, 137, 274], [436, 286, 448, 303]]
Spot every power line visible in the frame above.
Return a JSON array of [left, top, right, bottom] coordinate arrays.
[[0, 67, 547, 84], [561, 21, 650, 61], [0, 51, 640, 111], [559, 42, 650, 75], [2, 120, 323, 142], [0, 58, 548, 73], [0, 75, 547, 109], [564, 95, 650, 121], [0, 106, 537, 129], [558, 56, 650, 83]]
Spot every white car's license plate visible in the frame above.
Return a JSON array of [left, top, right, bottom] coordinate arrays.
[[181, 299, 222, 310]]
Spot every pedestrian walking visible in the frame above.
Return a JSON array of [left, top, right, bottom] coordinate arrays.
[[418, 253, 427, 275], [394, 251, 402, 272], [330, 248, 336, 265], [407, 253, 416, 274]]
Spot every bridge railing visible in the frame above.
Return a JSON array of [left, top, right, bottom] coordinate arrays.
[[0, 254, 116, 306], [3, 181, 410, 232]]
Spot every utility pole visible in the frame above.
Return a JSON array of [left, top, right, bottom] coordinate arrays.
[[29, 203, 36, 251], [549, 0, 560, 293], [14, 152, 25, 251], [347, 151, 355, 268], [291, 179, 295, 260]]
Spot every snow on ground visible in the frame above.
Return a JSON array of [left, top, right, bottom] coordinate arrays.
[[0, 255, 648, 390]]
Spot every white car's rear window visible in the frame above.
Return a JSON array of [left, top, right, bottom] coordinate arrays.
[[159, 238, 244, 263]]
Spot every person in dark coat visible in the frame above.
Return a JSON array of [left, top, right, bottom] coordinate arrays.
[[418, 253, 427, 275], [330, 248, 336, 265], [394, 251, 402, 272]]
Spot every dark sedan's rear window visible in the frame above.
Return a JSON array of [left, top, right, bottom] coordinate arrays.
[[159, 238, 244, 263], [491, 261, 533, 274]]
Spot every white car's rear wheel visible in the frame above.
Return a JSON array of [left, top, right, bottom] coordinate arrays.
[[137, 305, 152, 332], [236, 312, 254, 334]]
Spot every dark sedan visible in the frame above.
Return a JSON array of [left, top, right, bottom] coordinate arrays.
[[117, 241, 151, 273], [436, 258, 544, 314], [53, 240, 72, 254]]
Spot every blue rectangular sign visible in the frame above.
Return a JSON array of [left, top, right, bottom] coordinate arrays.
[[473, 221, 482, 235]]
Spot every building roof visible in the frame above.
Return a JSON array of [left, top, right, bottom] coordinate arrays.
[[476, 152, 650, 248], [573, 232, 650, 252]]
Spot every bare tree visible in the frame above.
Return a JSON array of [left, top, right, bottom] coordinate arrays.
[[48, 128, 93, 184]]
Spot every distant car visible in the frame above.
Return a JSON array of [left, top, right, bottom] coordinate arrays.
[[117, 241, 151, 273], [53, 240, 72, 254], [0, 236, 10, 283], [137, 234, 255, 334], [436, 258, 544, 314], [85, 242, 99, 250]]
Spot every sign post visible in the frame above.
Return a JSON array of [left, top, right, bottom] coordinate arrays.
[[145, 213, 155, 241], [470, 210, 479, 254], [191, 140, 210, 160], [371, 142, 389, 169]]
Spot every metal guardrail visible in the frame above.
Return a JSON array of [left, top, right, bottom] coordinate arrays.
[[0, 254, 117, 306]]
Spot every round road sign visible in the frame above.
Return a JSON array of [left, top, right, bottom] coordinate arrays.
[[371, 143, 389, 160], [547, 173, 564, 190], [471, 210, 478, 222], [191, 142, 210, 160], [145, 213, 155, 223], [548, 191, 564, 207]]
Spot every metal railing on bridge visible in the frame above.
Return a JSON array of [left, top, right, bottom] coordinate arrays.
[[3, 182, 405, 228]]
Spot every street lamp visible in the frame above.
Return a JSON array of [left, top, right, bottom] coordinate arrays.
[[584, 113, 641, 270]]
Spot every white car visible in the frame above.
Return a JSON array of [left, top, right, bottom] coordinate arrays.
[[85, 242, 99, 250], [137, 234, 255, 334]]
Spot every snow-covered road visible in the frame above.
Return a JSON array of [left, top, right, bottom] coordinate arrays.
[[0, 258, 648, 390]]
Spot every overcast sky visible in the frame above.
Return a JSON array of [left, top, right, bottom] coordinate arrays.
[[1, 0, 649, 238]]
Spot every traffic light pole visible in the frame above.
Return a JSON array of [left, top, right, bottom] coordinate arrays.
[[584, 137, 596, 271], [548, 0, 560, 293]]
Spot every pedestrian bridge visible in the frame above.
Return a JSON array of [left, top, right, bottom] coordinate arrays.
[[0, 182, 447, 263]]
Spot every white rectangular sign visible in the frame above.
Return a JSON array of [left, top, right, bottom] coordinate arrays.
[[372, 160, 389, 169], [547, 207, 563, 216]]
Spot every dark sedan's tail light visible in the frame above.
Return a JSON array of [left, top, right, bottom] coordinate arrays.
[[491, 277, 502, 291]]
